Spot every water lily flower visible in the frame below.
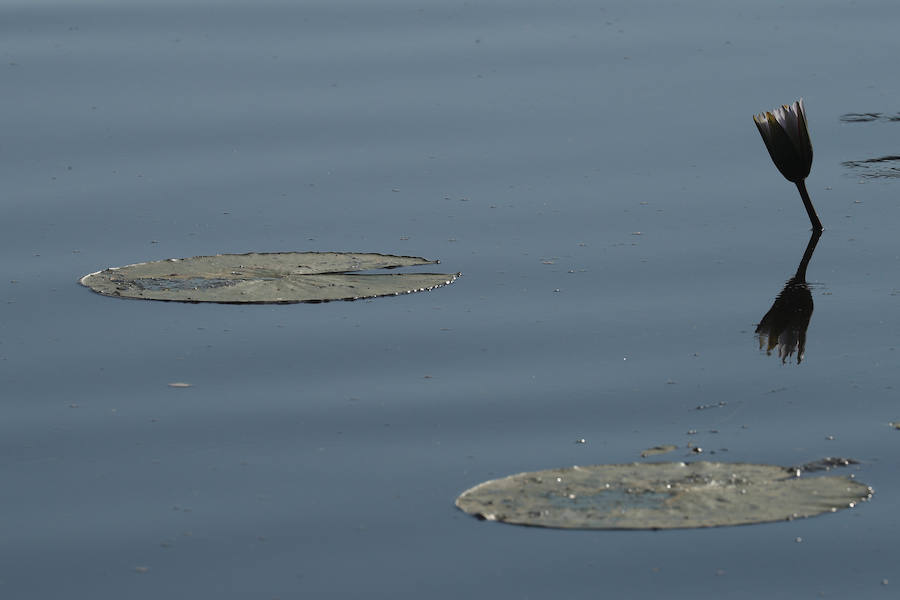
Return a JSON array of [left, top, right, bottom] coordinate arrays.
[[753, 99, 823, 231], [754, 100, 812, 183]]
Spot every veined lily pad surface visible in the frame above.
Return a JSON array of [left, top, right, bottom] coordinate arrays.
[[456, 462, 872, 530], [79, 252, 460, 304]]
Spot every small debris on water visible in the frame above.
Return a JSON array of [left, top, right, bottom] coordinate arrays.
[[695, 401, 727, 410], [640, 444, 677, 457], [792, 457, 859, 473]]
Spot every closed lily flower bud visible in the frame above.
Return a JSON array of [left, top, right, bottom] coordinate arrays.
[[753, 99, 813, 183], [753, 99, 823, 231]]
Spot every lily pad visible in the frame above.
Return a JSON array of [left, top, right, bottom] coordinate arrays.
[[79, 252, 460, 304], [455, 462, 871, 530]]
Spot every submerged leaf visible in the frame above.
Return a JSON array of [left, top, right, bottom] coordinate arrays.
[[80, 252, 460, 304], [456, 462, 871, 530]]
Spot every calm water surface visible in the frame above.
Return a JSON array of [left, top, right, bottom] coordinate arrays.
[[3, 1, 900, 598]]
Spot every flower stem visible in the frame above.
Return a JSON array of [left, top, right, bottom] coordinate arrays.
[[794, 227, 822, 282], [795, 180, 823, 232]]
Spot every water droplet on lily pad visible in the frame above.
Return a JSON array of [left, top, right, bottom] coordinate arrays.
[[79, 252, 460, 304], [456, 462, 872, 530]]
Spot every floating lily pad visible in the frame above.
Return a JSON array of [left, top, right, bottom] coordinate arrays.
[[456, 462, 871, 530], [80, 252, 460, 304]]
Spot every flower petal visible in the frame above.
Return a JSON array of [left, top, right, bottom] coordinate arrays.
[[754, 100, 813, 183]]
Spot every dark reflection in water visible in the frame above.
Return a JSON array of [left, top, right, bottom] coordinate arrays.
[[842, 155, 900, 179], [839, 112, 900, 122], [839, 111, 900, 178], [755, 230, 821, 364]]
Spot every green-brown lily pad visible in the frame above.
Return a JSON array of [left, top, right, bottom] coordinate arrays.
[[80, 252, 460, 304], [456, 462, 872, 530]]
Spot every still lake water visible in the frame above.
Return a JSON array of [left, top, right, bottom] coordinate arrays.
[[3, 1, 900, 597]]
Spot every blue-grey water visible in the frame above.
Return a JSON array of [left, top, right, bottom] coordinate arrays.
[[3, 1, 900, 598]]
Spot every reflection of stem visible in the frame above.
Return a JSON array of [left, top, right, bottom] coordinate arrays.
[[794, 228, 822, 282], [795, 180, 824, 232]]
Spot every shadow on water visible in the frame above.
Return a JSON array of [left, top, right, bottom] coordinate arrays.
[[755, 229, 822, 364], [839, 110, 900, 178], [839, 112, 900, 123], [842, 155, 900, 179]]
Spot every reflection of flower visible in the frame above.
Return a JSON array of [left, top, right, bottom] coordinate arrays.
[[753, 99, 822, 231], [756, 278, 813, 363], [754, 100, 813, 183], [755, 230, 820, 364]]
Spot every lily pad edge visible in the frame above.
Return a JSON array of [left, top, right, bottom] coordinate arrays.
[[78, 251, 461, 304]]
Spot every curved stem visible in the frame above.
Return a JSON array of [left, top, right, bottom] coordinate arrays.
[[794, 227, 822, 282], [795, 180, 823, 232]]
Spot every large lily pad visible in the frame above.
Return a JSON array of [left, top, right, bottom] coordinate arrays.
[[456, 462, 871, 530], [80, 252, 460, 304]]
